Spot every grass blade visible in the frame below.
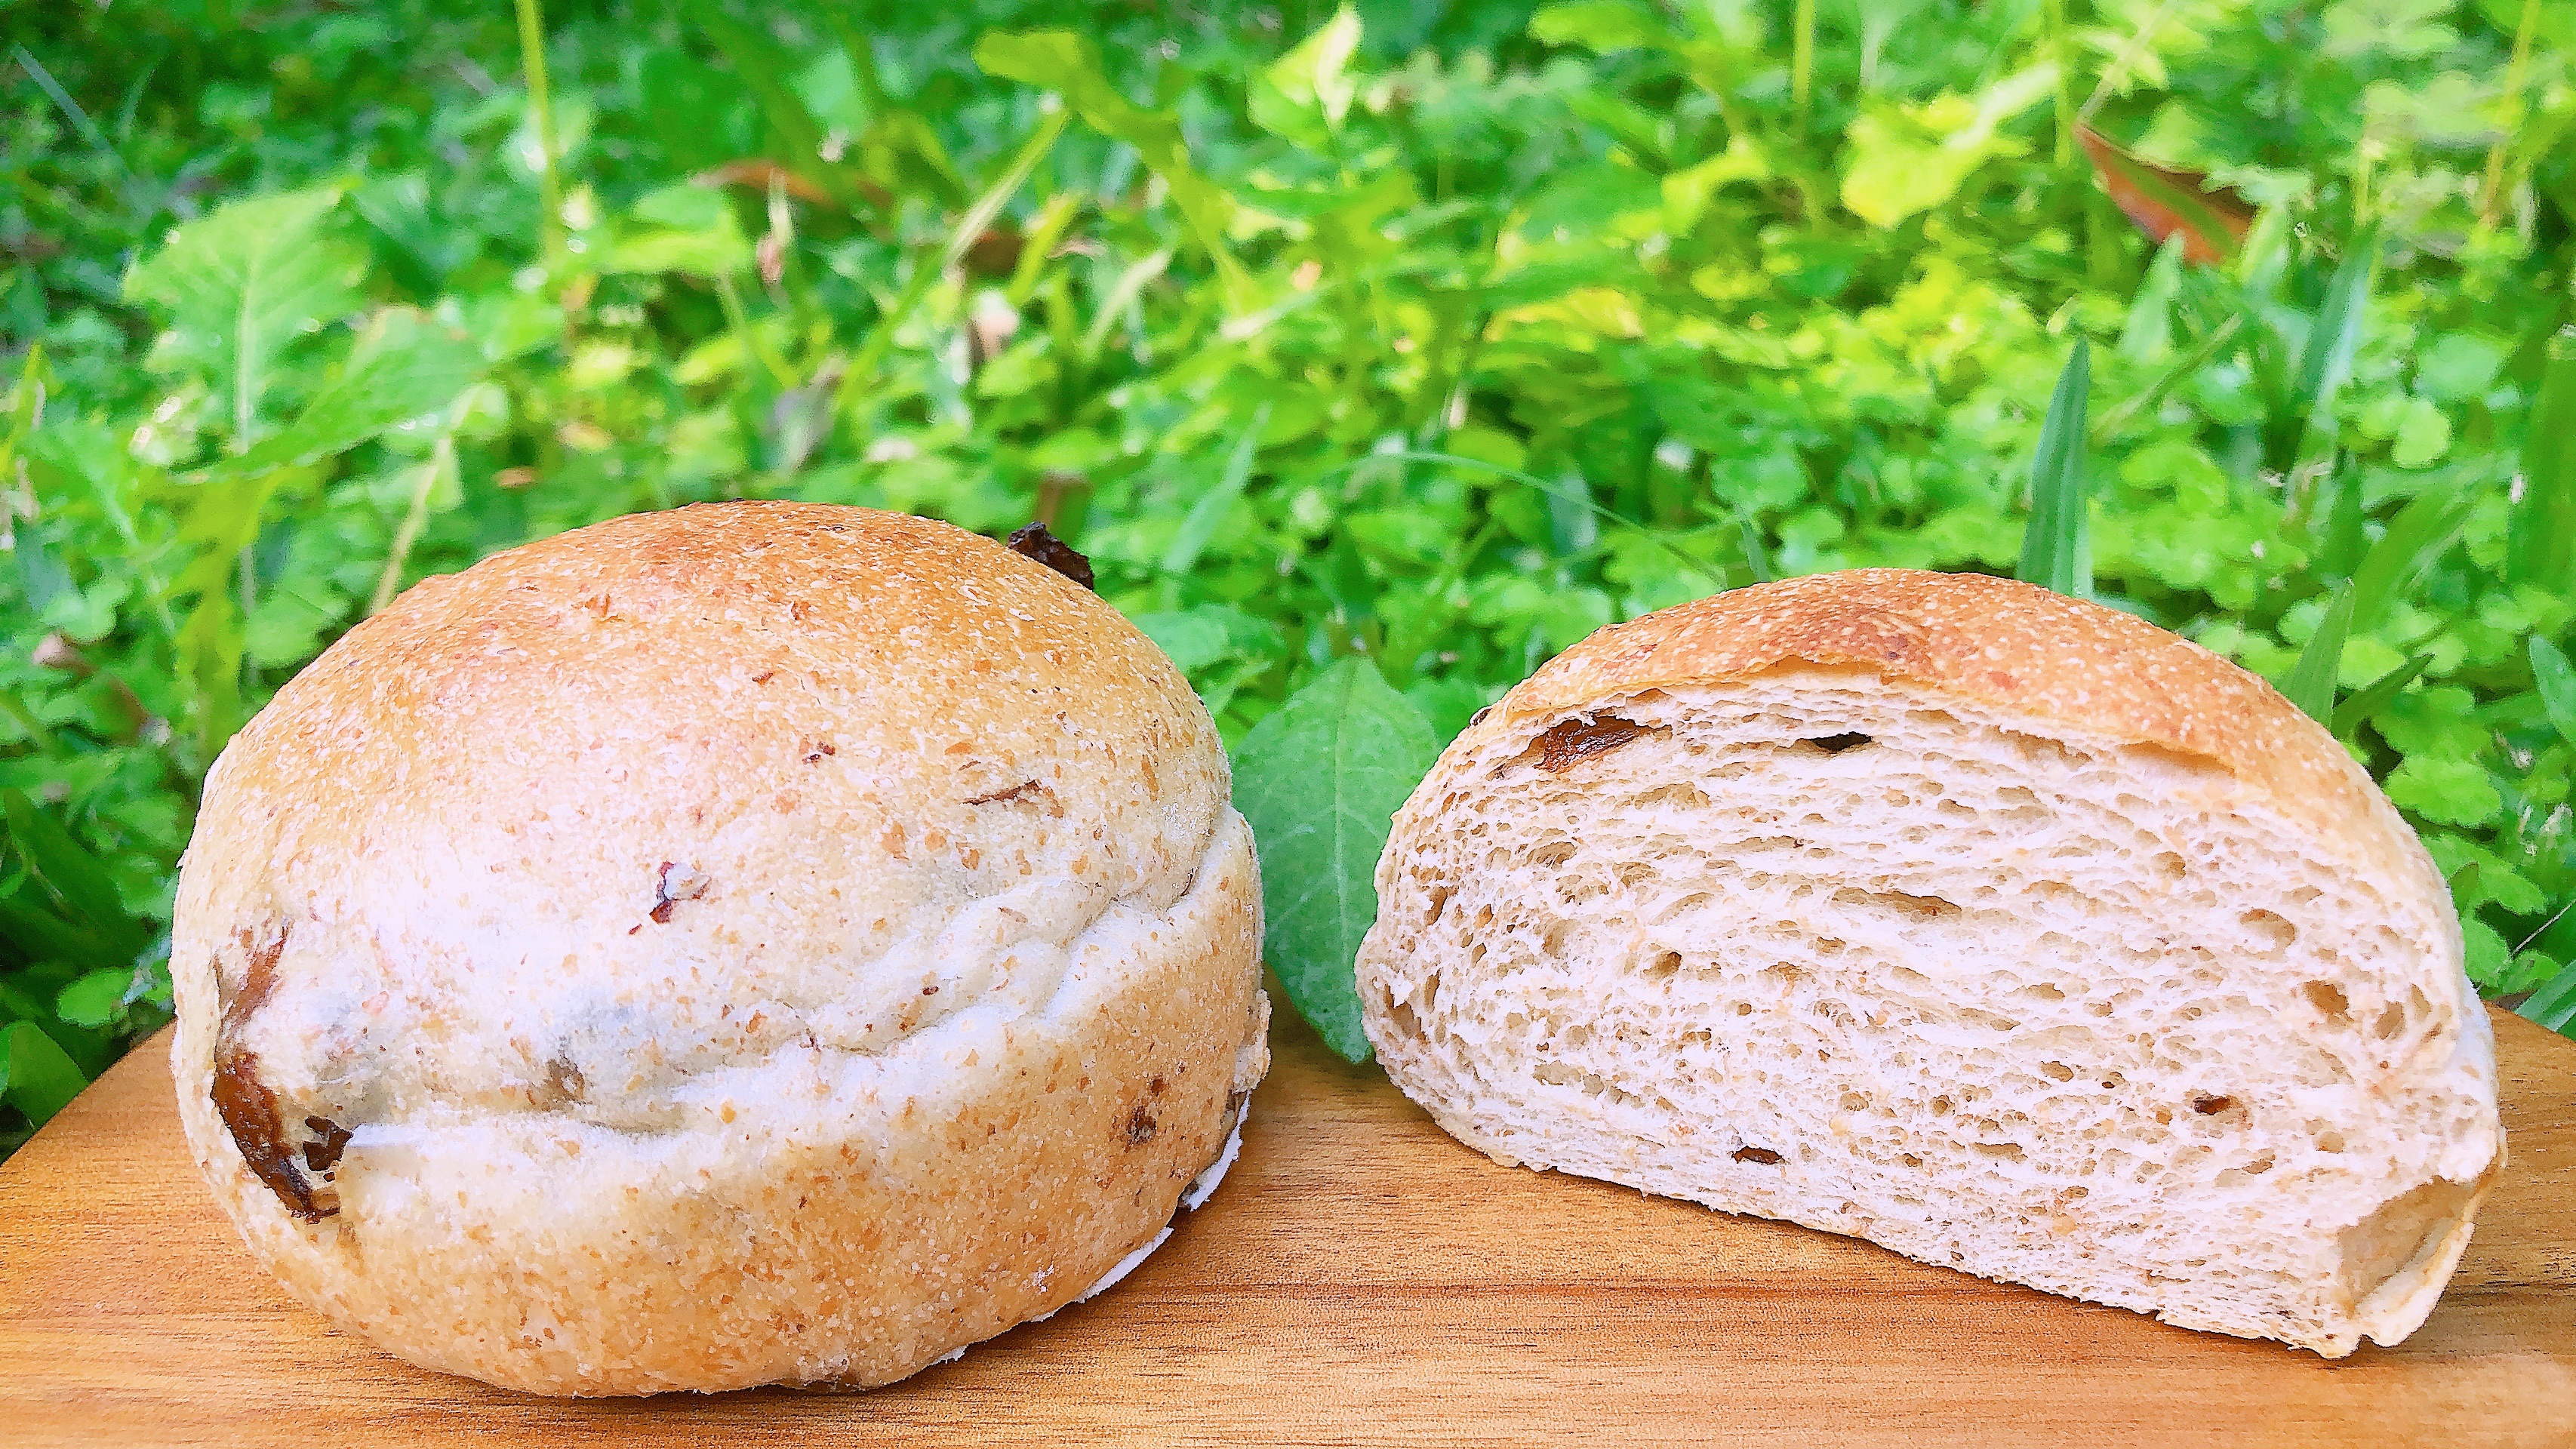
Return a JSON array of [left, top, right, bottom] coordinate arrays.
[[2331, 651, 2433, 738], [1079, 248, 1174, 361], [850, 105, 1069, 383], [0, 789, 149, 955], [2094, 314, 2240, 441], [974, 31, 1248, 303], [1162, 405, 1270, 576], [9, 44, 132, 180], [2477, 0, 2544, 226], [369, 435, 459, 616], [1, 1022, 90, 1128], [2315, 459, 2368, 577], [513, 0, 566, 269], [685, 0, 862, 211], [2519, 955, 2576, 1036], [2507, 327, 2576, 590], [1353, 450, 1722, 590], [2350, 482, 2475, 631], [2017, 340, 2091, 598], [2043, 0, 2076, 163], [2273, 225, 2376, 472], [1792, 0, 1816, 123], [2282, 583, 2355, 724], [1740, 512, 1774, 584]]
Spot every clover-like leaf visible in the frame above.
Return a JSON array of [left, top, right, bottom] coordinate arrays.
[[2385, 755, 2502, 827], [123, 184, 364, 439]]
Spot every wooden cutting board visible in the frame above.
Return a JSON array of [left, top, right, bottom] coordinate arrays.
[[2, 1008, 2571, 1447]]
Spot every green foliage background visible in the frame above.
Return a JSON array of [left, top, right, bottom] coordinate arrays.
[[5, 0, 2574, 1131]]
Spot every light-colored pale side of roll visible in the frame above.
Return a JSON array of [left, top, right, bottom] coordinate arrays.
[[1356, 569, 2499, 1356], [170, 503, 1270, 1395]]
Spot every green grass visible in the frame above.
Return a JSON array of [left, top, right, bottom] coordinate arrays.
[[4, 0, 2574, 1140]]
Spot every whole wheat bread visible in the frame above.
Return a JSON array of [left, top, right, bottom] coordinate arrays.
[[1355, 570, 2501, 1355]]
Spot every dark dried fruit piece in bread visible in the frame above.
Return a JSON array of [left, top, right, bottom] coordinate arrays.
[[173, 502, 1269, 1395]]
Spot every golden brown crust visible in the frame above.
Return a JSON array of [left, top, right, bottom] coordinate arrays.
[[1486, 569, 2428, 894], [169, 502, 1268, 1395]]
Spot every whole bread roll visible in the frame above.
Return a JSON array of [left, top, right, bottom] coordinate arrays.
[[171, 502, 1269, 1395], [1356, 569, 2499, 1356]]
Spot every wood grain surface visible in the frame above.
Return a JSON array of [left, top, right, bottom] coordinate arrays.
[[2, 1008, 2571, 1447]]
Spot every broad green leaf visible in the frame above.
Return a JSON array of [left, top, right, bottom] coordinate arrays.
[[1162, 405, 1270, 576], [2446, 860, 2481, 906], [2531, 636, 2576, 747], [1530, 1, 1668, 51], [2324, 0, 2461, 58], [1839, 63, 2057, 229], [122, 184, 363, 441], [2390, 401, 2451, 467], [1250, 5, 1362, 151], [207, 311, 485, 478], [2499, 949, 2564, 997], [54, 969, 129, 1029], [2282, 585, 2355, 725], [2507, 328, 2576, 591], [1134, 605, 1283, 675], [601, 183, 756, 278], [2414, 333, 2504, 403], [632, 49, 753, 177], [1231, 658, 1440, 1062], [2016, 340, 2091, 598], [2427, 834, 2547, 914], [1135, 612, 1232, 673], [0, 1021, 89, 1128], [0, 893, 112, 968]]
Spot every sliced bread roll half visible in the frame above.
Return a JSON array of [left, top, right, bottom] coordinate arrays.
[[1355, 569, 2501, 1356]]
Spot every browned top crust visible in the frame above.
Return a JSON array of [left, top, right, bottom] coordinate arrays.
[[206, 500, 1220, 915], [168, 502, 1266, 1392], [1491, 568, 2427, 888]]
